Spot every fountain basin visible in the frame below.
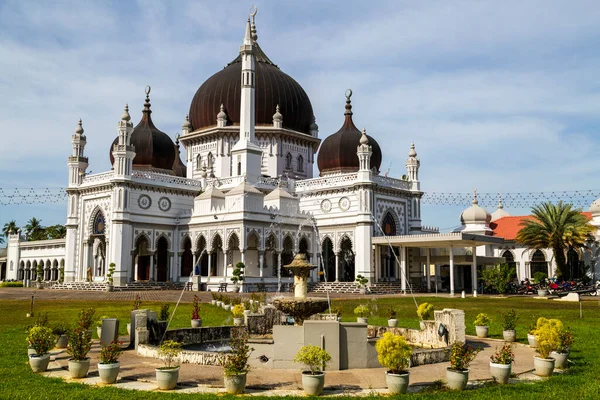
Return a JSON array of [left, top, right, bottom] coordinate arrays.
[[272, 297, 329, 325]]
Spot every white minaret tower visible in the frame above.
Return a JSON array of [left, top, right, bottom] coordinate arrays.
[[111, 103, 136, 178], [355, 127, 374, 283], [405, 142, 420, 189], [64, 119, 89, 282], [231, 9, 262, 183]]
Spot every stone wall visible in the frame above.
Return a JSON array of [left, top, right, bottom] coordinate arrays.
[[164, 326, 233, 345]]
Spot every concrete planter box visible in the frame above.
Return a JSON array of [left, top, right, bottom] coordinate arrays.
[[69, 358, 91, 379], [29, 353, 50, 372], [538, 289, 548, 297], [533, 356, 555, 377], [386, 371, 409, 394], [156, 367, 180, 390], [446, 367, 469, 390], [475, 326, 488, 338], [301, 372, 325, 396], [98, 362, 120, 384], [489, 362, 511, 384], [224, 372, 247, 394]]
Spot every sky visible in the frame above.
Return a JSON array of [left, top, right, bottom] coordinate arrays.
[[1, 0, 600, 236]]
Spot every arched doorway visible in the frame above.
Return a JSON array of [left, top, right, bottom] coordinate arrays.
[[566, 248, 581, 279], [321, 237, 335, 282], [89, 209, 106, 281], [227, 233, 241, 275], [265, 234, 277, 277], [156, 237, 169, 282], [134, 236, 151, 281], [382, 212, 397, 236], [502, 250, 517, 278], [530, 250, 547, 277], [246, 231, 260, 275], [195, 236, 208, 276], [282, 236, 294, 277], [181, 237, 193, 277], [339, 236, 355, 282], [211, 235, 223, 276]]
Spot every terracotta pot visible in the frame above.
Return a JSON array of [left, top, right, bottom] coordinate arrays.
[[68, 358, 91, 379], [550, 351, 569, 369], [301, 371, 325, 396], [446, 367, 469, 390], [489, 362, 511, 384], [191, 319, 202, 328], [155, 367, 180, 390], [29, 353, 51, 373], [386, 371, 409, 394], [98, 362, 120, 384], [475, 326, 489, 338], [503, 330, 516, 342], [224, 372, 247, 394], [533, 356, 555, 377]]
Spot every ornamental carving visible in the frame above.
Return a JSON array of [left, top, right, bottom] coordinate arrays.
[[338, 196, 350, 211], [158, 196, 171, 212], [320, 199, 332, 213], [138, 194, 151, 209]]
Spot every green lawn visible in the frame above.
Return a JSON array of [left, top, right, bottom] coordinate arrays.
[[1, 295, 600, 399]]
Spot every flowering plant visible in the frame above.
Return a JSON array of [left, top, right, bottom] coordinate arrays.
[[77, 308, 96, 331], [490, 342, 515, 365], [473, 313, 491, 327], [223, 328, 254, 376], [232, 304, 245, 318], [27, 326, 56, 356], [67, 328, 92, 360], [387, 307, 397, 320], [417, 302, 434, 321], [556, 327, 574, 353], [447, 341, 482, 371], [354, 305, 369, 318], [133, 294, 142, 310], [99, 341, 123, 364], [191, 295, 201, 320], [376, 332, 412, 374]]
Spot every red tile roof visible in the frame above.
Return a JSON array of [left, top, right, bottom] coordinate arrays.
[[490, 212, 592, 241]]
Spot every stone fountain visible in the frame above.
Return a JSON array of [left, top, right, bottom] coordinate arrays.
[[272, 253, 329, 325]]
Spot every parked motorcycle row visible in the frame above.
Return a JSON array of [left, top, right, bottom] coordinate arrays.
[[507, 279, 599, 296]]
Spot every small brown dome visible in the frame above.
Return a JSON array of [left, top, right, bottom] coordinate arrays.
[[317, 95, 382, 176], [188, 43, 314, 135], [110, 93, 178, 174]]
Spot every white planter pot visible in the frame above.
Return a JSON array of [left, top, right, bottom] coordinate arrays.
[[27, 346, 37, 356], [29, 353, 51, 373], [98, 362, 120, 384], [489, 362, 511, 384], [127, 323, 131, 336], [533, 356, 555, 377], [224, 304, 232, 311], [156, 367, 180, 390], [503, 330, 516, 342], [97, 327, 102, 339], [385, 371, 409, 394], [357, 317, 368, 324], [446, 367, 469, 390], [234, 317, 244, 326], [216, 301, 223, 307], [527, 334, 537, 347], [233, 285, 241, 293], [302, 372, 325, 396], [56, 334, 68, 349], [550, 351, 569, 369], [538, 289, 548, 297], [475, 326, 489, 338], [191, 319, 202, 328], [224, 372, 247, 394], [68, 358, 91, 379], [211, 300, 217, 305], [387, 319, 398, 328]]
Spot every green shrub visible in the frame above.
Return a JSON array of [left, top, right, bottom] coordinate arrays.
[[355, 274, 369, 288], [96, 316, 109, 328], [232, 304, 245, 318], [26, 326, 56, 356], [76, 308, 95, 331], [99, 341, 123, 364], [417, 302, 434, 320], [375, 332, 412, 374], [474, 313, 491, 327], [51, 323, 69, 336], [159, 304, 170, 321], [0, 281, 24, 287], [354, 304, 369, 318], [67, 329, 92, 360], [231, 262, 245, 285], [158, 340, 182, 369], [501, 309, 518, 331], [534, 317, 563, 359], [107, 263, 116, 285], [223, 329, 253, 376], [191, 295, 200, 320], [293, 345, 331, 375], [447, 341, 482, 371]]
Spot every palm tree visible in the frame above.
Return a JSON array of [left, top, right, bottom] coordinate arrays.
[[2, 220, 18, 238], [24, 217, 46, 241], [46, 224, 67, 239], [0, 236, 4, 245], [516, 201, 596, 278]]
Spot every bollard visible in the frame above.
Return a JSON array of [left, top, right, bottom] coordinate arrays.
[[473, 290, 477, 298], [461, 291, 465, 299]]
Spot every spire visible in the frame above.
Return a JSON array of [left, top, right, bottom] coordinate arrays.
[[142, 85, 152, 116], [244, 18, 252, 46], [75, 119, 84, 135], [250, 5, 258, 42], [497, 193, 504, 209], [217, 104, 227, 127], [360, 128, 369, 145], [344, 89, 353, 116], [408, 142, 417, 157], [472, 189, 478, 205], [182, 114, 192, 130], [310, 115, 319, 137], [273, 104, 283, 128]]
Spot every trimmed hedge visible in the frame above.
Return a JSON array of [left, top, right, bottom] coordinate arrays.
[[0, 281, 24, 287]]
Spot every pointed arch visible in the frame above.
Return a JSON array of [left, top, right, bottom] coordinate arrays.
[[297, 154, 304, 172], [339, 235, 355, 282], [227, 232, 240, 251], [180, 233, 192, 250], [285, 152, 293, 169], [265, 232, 278, 251], [337, 234, 353, 251], [88, 206, 106, 237], [380, 209, 400, 236], [156, 236, 169, 282], [154, 232, 171, 251], [246, 230, 260, 250], [321, 236, 335, 282], [180, 236, 193, 277]]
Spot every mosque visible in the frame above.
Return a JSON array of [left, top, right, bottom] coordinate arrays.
[[3, 12, 599, 293]]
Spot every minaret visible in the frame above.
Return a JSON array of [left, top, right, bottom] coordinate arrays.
[[355, 128, 374, 284], [405, 142, 420, 189], [112, 102, 136, 178], [68, 119, 88, 187], [231, 10, 263, 183], [357, 128, 372, 181]]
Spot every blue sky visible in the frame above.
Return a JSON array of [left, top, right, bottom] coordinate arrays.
[[1, 0, 600, 235]]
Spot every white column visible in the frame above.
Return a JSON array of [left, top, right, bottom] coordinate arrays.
[[435, 264, 441, 291], [400, 246, 406, 293], [134, 256, 139, 281], [82, 241, 89, 282], [149, 254, 154, 281], [335, 253, 340, 282], [223, 252, 228, 279], [449, 247, 455, 296], [208, 253, 212, 276], [241, 250, 245, 266], [471, 246, 477, 293], [519, 259, 526, 280], [259, 252, 264, 278], [426, 248, 431, 292], [192, 253, 197, 275]]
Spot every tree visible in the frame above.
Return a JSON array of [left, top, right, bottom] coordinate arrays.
[[24, 217, 45, 241], [480, 263, 515, 294], [516, 201, 596, 278], [2, 220, 18, 238], [45, 224, 67, 239], [0, 236, 4, 245]]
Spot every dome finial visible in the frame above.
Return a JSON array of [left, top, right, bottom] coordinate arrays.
[[250, 5, 258, 41], [360, 128, 369, 145], [344, 89, 353, 116], [143, 85, 152, 114], [497, 193, 504, 209], [182, 114, 192, 129], [75, 119, 84, 135], [408, 142, 417, 157], [121, 104, 131, 122], [472, 189, 478, 205]]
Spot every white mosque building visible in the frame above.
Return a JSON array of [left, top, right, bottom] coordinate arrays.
[[3, 12, 598, 293]]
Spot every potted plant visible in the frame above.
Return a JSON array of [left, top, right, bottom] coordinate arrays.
[[354, 304, 369, 324], [417, 302, 434, 329], [232, 304, 245, 326], [533, 317, 562, 376], [329, 305, 342, 322], [445, 341, 482, 390], [26, 326, 56, 372], [355, 274, 369, 295], [97, 315, 109, 339], [98, 340, 123, 384], [231, 262, 245, 293], [551, 327, 573, 369], [501, 309, 518, 342], [211, 292, 219, 306], [222, 295, 232, 311], [294, 345, 332, 396], [106, 263, 115, 292], [534, 272, 548, 296], [52, 323, 69, 349], [128, 294, 142, 335], [155, 340, 182, 390], [526, 316, 537, 347], [473, 313, 491, 338], [191, 295, 202, 328], [376, 332, 412, 394], [387, 307, 398, 328], [67, 328, 93, 378], [489, 342, 515, 384], [223, 328, 253, 394]]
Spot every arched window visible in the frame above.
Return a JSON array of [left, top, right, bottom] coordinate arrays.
[[285, 153, 292, 170], [207, 152, 214, 168], [502, 250, 517, 277], [530, 250, 547, 277], [382, 212, 397, 236], [297, 155, 304, 172], [196, 154, 202, 170], [93, 212, 105, 235]]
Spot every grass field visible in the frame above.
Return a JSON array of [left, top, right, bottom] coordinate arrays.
[[1, 295, 600, 399]]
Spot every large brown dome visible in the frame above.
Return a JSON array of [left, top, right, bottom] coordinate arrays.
[[317, 96, 382, 176], [110, 94, 184, 176], [188, 43, 314, 134]]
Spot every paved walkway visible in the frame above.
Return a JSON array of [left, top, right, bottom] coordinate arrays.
[[36, 335, 548, 396]]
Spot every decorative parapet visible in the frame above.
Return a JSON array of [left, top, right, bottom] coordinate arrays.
[[421, 225, 440, 233], [371, 175, 411, 191], [295, 173, 358, 192], [81, 171, 113, 184], [132, 171, 203, 188]]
